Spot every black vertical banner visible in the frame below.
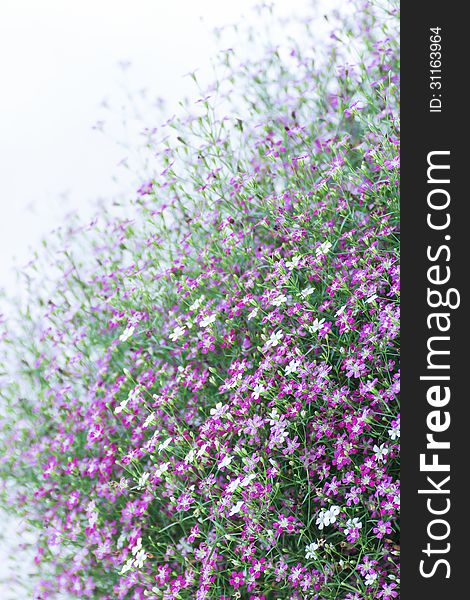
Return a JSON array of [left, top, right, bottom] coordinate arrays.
[[402, 3, 466, 598]]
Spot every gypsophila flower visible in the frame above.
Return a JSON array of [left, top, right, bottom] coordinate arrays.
[[316, 241, 332, 256], [210, 402, 230, 419], [157, 437, 173, 453], [373, 443, 389, 462], [252, 383, 266, 400], [307, 318, 325, 334], [316, 505, 341, 529], [189, 295, 205, 311], [373, 520, 392, 539], [305, 541, 319, 559], [388, 418, 400, 440], [169, 325, 186, 341], [299, 286, 315, 298], [345, 517, 362, 534], [365, 572, 378, 586], [200, 313, 216, 328], [285, 255, 302, 269], [265, 330, 283, 349], [119, 326, 135, 342], [229, 500, 244, 516], [377, 582, 399, 599], [285, 358, 301, 375], [218, 455, 233, 470], [271, 293, 288, 307]]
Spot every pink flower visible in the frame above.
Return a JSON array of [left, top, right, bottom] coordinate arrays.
[[229, 571, 245, 590]]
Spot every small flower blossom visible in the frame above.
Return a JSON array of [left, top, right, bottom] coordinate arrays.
[[307, 318, 325, 334], [285, 358, 301, 375], [316, 240, 332, 256], [299, 286, 315, 298], [271, 293, 288, 307], [210, 402, 230, 419], [252, 383, 266, 399], [285, 254, 302, 269], [229, 571, 245, 589], [388, 418, 400, 440], [373, 519, 392, 539], [265, 330, 283, 349], [119, 325, 135, 342], [218, 454, 233, 470], [157, 437, 173, 453], [200, 313, 216, 328], [229, 500, 244, 516], [169, 325, 186, 341], [305, 541, 319, 559], [364, 572, 378, 586], [377, 582, 399, 599], [316, 505, 341, 529], [373, 443, 389, 462]]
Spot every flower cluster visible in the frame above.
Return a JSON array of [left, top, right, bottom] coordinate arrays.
[[0, 1, 399, 598]]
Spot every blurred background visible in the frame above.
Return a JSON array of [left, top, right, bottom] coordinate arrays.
[[1, 0, 324, 298]]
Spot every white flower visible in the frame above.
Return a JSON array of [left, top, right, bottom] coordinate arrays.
[[316, 505, 341, 529], [326, 505, 340, 524], [119, 557, 134, 575], [335, 305, 346, 317], [305, 541, 319, 559], [240, 473, 256, 487], [271, 293, 288, 307], [364, 572, 378, 586], [252, 383, 266, 400], [285, 358, 301, 375], [196, 443, 209, 458], [218, 455, 233, 470], [268, 408, 279, 424], [158, 437, 173, 453], [131, 538, 142, 555], [226, 477, 241, 494], [366, 294, 378, 304], [189, 295, 205, 311], [373, 443, 389, 462], [316, 241, 332, 256], [344, 518, 362, 535], [200, 313, 216, 328], [154, 462, 170, 478], [143, 412, 155, 428], [300, 286, 315, 298], [133, 548, 147, 569], [169, 325, 186, 341], [137, 472, 150, 488], [388, 424, 400, 440], [210, 402, 229, 419], [307, 318, 325, 334], [265, 330, 283, 349], [229, 500, 244, 517], [316, 510, 328, 530], [114, 398, 128, 414], [286, 255, 302, 269], [185, 449, 196, 463], [247, 307, 259, 320], [119, 326, 135, 342]]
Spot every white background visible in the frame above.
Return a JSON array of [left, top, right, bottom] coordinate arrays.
[[1, 0, 315, 297]]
